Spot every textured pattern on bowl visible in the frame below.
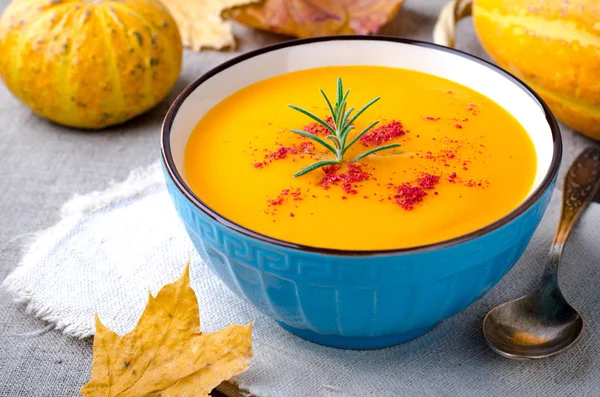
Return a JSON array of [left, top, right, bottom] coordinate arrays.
[[164, 171, 555, 349], [161, 37, 562, 349]]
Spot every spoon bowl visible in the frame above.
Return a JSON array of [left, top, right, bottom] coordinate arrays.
[[483, 293, 584, 359], [483, 147, 600, 359]]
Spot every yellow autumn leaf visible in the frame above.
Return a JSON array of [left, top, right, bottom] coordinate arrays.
[[81, 263, 253, 397], [221, 0, 405, 38], [160, 0, 261, 51]]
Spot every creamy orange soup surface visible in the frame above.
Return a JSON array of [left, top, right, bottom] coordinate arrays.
[[184, 66, 537, 250]]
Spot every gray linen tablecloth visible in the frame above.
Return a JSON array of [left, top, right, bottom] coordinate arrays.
[[0, 0, 598, 395]]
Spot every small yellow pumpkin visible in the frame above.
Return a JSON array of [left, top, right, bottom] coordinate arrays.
[[0, 0, 183, 129], [435, 0, 600, 140]]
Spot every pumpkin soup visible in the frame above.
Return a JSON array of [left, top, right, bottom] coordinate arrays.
[[184, 66, 537, 250]]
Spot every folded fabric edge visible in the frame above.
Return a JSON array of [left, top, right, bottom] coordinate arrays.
[[2, 161, 164, 339]]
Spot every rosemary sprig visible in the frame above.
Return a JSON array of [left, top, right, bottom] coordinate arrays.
[[288, 78, 401, 177]]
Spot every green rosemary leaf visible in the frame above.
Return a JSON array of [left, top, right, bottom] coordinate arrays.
[[335, 101, 347, 133], [294, 160, 339, 177], [320, 89, 335, 119], [290, 129, 337, 154], [343, 107, 354, 126], [340, 125, 355, 148], [326, 135, 341, 150], [288, 105, 336, 135], [343, 89, 350, 102], [352, 143, 402, 162], [287, 78, 395, 177], [345, 97, 381, 129], [342, 121, 379, 155], [333, 103, 343, 128]]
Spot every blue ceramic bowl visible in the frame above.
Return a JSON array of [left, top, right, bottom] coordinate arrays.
[[161, 37, 562, 349]]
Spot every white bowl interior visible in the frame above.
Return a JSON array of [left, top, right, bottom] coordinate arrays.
[[168, 40, 554, 200]]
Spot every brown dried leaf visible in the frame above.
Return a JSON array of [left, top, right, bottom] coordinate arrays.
[[81, 263, 253, 397], [160, 0, 261, 50], [222, 0, 405, 38]]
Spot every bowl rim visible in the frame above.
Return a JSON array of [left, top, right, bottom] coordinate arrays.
[[161, 35, 562, 257]]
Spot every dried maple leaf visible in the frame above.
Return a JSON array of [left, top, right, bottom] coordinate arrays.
[[221, 0, 405, 38], [81, 263, 253, 397], [160, 0, 261, 51]]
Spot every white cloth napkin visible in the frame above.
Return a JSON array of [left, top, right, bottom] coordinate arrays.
[[4, 162, 600, 396]]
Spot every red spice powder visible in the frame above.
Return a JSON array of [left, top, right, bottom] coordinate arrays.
[[304, 116, 334, 137], [424, 116, 440, 121], [268, 197, 284, 206], [291, 188, 303, 201], [320, 163, 371, 195], [299, 141, 315, 153], [395, 184, 428, 210], [466, 103, 480, 115], [455, 124, 463, 129], [448, 172, 458, 183], [360, 120, 405, 146], [256, 142, 317, 169], [465, 179, 490, 188], [421, 150, 452, 167], [384, 174, 440, 211], [265, 146, 298, 161], [267, 188, 291, 206], [320, 165, 340, 188], [417, 173, 440, 190]]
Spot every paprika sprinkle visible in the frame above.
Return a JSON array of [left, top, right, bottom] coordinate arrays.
[[360, 120, 405, 146]]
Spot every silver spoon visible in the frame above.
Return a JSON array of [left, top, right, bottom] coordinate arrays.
[[483, 147, 600, 359]]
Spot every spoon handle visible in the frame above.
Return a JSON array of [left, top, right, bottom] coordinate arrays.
[[545, 147, 600, 281]]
